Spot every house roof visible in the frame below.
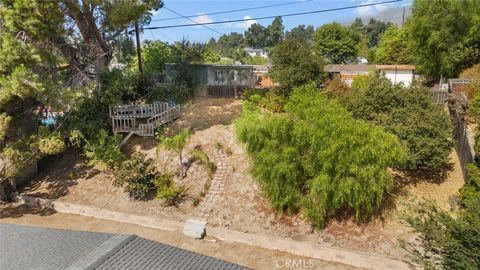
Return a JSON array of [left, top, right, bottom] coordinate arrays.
[[243, 47, 265, 53], [165, 63, 255, 69], [0, 224, 250, 270], [324, 64, 415, 72]]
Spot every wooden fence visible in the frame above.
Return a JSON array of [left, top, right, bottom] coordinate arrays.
[[451, 92, 475, 179], [453, 113, 475, 178], [207, 85, 248, 98]]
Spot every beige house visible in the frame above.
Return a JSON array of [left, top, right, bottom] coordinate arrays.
[[324, 64, 416, 87]]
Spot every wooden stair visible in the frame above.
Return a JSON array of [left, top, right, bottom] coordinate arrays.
[[110, 102, 181, 146]]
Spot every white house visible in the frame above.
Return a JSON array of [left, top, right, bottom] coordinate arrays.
[[244, 47, 268, 59], [324, 64, 416, 87]]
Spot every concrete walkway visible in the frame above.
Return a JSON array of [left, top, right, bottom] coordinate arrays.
[[16, 195, 414, 270]]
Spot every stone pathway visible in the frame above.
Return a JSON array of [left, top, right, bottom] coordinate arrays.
[[197, 151, 228, 222]]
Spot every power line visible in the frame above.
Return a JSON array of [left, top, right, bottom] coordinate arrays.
[[149, 29, 157, 40], [163, 6, 224, 35], [151, 0, 313, 22], [141, 0, 402, 31]]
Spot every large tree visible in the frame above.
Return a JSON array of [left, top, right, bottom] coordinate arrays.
[[214, 32, 244, 58], [285, 25, 315, 43], [245, 23, 268, 48], [313, 22, 359, 64], [375, 25, 413, 64], [408, 0, 480, 78], [270, 36, 323, 94], [363, 18, 391, 48], [0, 0, 161, 199], [266, 16, 284, 47]]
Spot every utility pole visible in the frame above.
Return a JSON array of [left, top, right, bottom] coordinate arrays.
[[134, 21, 144, 91], [402, 7, 406, 26]]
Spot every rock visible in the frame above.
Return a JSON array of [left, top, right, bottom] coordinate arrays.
[[183, 219, 207, 239]]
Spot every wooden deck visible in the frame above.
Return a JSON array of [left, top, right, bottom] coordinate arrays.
[[110, 102, 180, 141]]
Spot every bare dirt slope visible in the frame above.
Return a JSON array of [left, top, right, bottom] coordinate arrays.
[[17, 98, 465, 261]]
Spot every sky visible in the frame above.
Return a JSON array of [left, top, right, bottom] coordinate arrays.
[[143, 0, 413, 43]]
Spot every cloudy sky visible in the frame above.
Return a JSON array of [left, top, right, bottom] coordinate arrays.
[[143, 0, 413, 42]]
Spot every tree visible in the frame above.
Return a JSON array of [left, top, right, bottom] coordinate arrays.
[[270, 37, 324, 94], [215, 33, 244, 58], [158, 129, 191, 178], [375, 25, 414, 64], [363, 18, 391, 48], [285, 25, 315, 43], [140, 40, 172, 76], [236, 84, 406, 227], [245, 23, 268, 48], [343, 74, 453, 172], [408, 0, 480, 78], [350, 18, 364, 33], [266, 17, 284, 47], [313, 22, 359, 64], [0, 0, 161, 200]]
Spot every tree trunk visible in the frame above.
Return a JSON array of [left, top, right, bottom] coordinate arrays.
[[0, 183, 7, 203], [179, 152, 186, 178]]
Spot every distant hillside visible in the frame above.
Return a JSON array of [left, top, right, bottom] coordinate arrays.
[[360, 5, 412, 25], [341, 5, 412, 26]]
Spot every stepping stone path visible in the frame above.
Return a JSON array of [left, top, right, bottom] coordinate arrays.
[[196, 150, 228, 222]]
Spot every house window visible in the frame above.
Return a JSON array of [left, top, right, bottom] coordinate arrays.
[[215, 70, 223, 83]]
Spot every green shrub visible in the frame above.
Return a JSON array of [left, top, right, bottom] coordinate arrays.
[[406, 165, 480, 269], [38, 135, 65, 155], [190, 146, 217, 178], [154, 172, 186, 206], [0, 113, 11, 142], [146, 83, 191, 105], [260, 90, 286, 113], [325, 76, 350, 98], [114, 152, 158, 199], [242, 88, 267, 99], [157, 129, 191, 177], [343, 75, 453, 172], [64, 98, 110, 144], [84, 129, 125, 170], [468, 83, 480, 122], [236, 84, 406, 227]]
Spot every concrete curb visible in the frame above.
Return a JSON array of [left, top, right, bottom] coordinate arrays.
[[207, 227, 413, 270], [15, 195, 414, 270], [15, 195, 183, 232]]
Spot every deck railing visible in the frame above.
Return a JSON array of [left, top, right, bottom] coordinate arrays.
[[111, 102, 180, 137]]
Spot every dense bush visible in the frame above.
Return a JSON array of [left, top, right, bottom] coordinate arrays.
[[244, 90, 286, 113], [38, 135, 65, 155], [154, 172, 186, 206], [0, 113, 11, 142], [236, 84, 406, 227], [406, 164, 480, 269], [342, 75, 453, 172], [84, 129, 125, 170], [270, 37, 324, 95], [114, 152, 158, 199], [64, 98, 110, 144], [325, 76, 350, 98], [146, 83, 191, 105]]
